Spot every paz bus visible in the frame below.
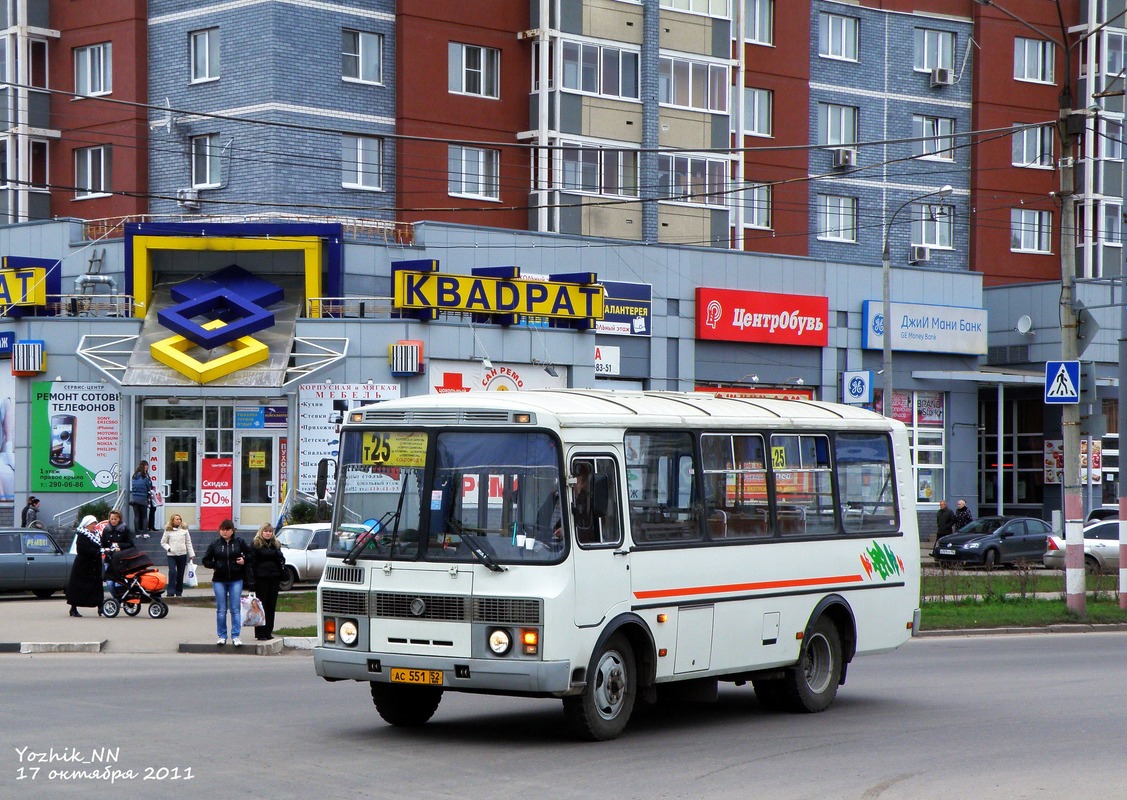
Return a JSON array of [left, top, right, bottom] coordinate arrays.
[[313, 390, 920, 740]]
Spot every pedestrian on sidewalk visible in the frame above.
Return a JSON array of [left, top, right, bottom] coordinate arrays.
[[954, 499, 973, 530], [129, 460, 154, 538], [160, 513, 195, 598], [250, 523, 286, 640], [936, 500, 956, 542], [201, 519, 253, 647], [20, 496, 40, 527], [65, 515, 104, 617], [100, 509, 134, 551]]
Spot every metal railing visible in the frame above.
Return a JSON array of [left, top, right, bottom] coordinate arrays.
[[80, 214, 415, 246]]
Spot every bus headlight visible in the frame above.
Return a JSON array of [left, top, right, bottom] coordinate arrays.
[[487, 628, 512, 655], [339, 619, 359, 646]]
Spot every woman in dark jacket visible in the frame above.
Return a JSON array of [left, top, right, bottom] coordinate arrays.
[[201, 519, 254, 646], [129, 460, 153, 537], [65, 515, 105, 617], [100, 509, 134, 551], [250, 523, 286, 640]]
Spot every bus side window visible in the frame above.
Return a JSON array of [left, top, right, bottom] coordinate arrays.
[[572, 457, 623, 546]]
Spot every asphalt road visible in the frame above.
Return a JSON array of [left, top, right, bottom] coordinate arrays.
[[3, 631, 1126, 800]]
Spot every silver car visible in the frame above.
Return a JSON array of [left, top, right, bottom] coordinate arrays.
[[0, 529, 75, 597], [1043, 520, 1121, 574]]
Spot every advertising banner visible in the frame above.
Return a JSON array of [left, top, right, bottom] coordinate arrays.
[[200, 458, 233, 531], [695, 288, 829, 346], [430, 359, 567, 394], [297, 382, 400, 496], [596, 281, 652, 336], [31, 381, 121, 492], [861, 300, 987, 355], [1043, 439, 1102, 485]]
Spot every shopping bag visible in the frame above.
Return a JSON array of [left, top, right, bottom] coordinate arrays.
[[150, 489, 164, 507], [241, 593, 265, 627], [185, 560, 198, 588]]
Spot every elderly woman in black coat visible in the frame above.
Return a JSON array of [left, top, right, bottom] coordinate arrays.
[[65, 514, 104, 617]]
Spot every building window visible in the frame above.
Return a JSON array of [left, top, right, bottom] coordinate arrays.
[[1101, 201, 1122, 245], [657, 154, 726, 206], [448, 145, 499, 200], [743, 183, 771, 228], [819, 12, 858, 62], [658, 56, 728, 112], [561, 41, 639, 100], [1014, 37, 1054, 83], [900, 391, 945, 505], [559, 145, 638, 197], [817, 194, 857, 242], [743, 0, 773, 45], [741, 87, 772, 137], [29, 39, 46, 88], [1107, 32, 1125, 78], [912, 115, 955, 160], [449, 43, 500, 98], [913, 28, 954, 71], [819, 103, 857, 146], [1101, 118, 1123, 160], [1010, 208, 1051, 252], [75, 145, 110, 197], [660, 0, 730, 17], [30, 140, 47, 189], [342, 134, 383, 189], [75, 43, 112, 96], [913, 202, 954, 248], [190, 28, 220, 82], [190, 134, 220, 187], [601, 148, 639, 196], [342, 30, 382, 84], [1012, 123, 1053, 167]]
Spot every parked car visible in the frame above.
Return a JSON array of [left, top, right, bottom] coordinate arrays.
[[1086, 506, 1118, 523], [0, 529, 75, 597], [1043, 520, 1121, 574], [931, 516, 1053, 569], [275, 523, 330, 590]]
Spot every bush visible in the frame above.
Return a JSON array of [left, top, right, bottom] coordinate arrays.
[[74, 500, 114, 528], [286, 501, 319, 524]]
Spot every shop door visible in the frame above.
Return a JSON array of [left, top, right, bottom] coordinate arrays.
[[158, 435, 200, 532], [235, 434, 279, 530]]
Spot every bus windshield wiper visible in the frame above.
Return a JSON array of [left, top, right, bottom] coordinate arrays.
[[342, 509, 398, 565], [449, 518, 506, 572]]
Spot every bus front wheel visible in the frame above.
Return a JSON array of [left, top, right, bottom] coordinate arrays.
[[563, 633, 637, 741], [774, 617, 842, 713], [369, 682, 443, 727]]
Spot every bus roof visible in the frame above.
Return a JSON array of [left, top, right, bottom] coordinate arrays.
[[347, 389, 902, 431]]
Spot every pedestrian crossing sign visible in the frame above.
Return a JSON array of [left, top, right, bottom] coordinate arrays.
[[1044, 360, 1080, 404]]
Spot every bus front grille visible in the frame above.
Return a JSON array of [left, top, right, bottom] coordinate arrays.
[[322, 589, 369, 616], [375, 593, 467, 621], [324, 566, 364, 584], [474, 597, 542, 625]]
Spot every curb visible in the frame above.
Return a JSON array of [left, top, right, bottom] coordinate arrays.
[[918, 622, 1127, 637], [0, 639, 315, 655], [20, 641, 107, 653]]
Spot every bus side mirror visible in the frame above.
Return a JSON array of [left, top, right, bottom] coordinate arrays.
[[590, 473, 609, 519]]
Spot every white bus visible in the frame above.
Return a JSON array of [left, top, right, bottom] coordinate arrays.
[[313, 390, 920, 740]]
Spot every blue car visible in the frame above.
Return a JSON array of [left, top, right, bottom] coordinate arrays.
[[931, 516, 1053, 569]]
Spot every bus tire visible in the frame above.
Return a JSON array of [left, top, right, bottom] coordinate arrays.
[[369, 682, 443, 727], [563, 633, 637, 741], [775, 617, 842, 713]]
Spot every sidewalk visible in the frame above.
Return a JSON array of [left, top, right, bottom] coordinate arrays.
[[0, 564, 317, 655]]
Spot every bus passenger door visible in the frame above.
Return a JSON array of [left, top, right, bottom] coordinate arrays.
[[570, 455, 631, 627]]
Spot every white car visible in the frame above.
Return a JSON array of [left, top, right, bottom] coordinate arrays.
[[275, 524, 330, 590], [1043, 520, 1121, 574]]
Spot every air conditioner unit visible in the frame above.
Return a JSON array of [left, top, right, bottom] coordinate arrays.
[[176, 188, 200, 210], [831, 147, 857, 168], [930, 67, 954, 87], [909, 245, 931, 264]]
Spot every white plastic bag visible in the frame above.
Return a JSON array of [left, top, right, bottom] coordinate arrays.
[[241, 593, 265, 627], [185, 560, 198, 588]]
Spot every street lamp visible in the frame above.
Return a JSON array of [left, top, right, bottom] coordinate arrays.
[[881, 184, 953, 417]]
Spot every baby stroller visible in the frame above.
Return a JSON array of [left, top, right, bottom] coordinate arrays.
[[100, 546, 170, 619]]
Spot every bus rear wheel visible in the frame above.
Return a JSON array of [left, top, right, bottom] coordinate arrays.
[[369, 682, 442, 727], [563, 633, 636, 741], [773, 617, 842, 713]]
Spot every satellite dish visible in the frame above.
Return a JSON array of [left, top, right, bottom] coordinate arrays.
[[1016, 315, 1033, 335]]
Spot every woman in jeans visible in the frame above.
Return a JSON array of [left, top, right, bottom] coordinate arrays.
[[200, 519, 253, 646], [160, 513, 195, 597]]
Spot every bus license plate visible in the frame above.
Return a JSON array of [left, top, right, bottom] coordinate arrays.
[[390, 668, 443, 686]]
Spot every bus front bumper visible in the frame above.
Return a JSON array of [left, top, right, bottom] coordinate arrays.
[[314, 647, 575, 695]]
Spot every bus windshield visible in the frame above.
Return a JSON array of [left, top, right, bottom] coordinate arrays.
[[331, 428, 565, 564]]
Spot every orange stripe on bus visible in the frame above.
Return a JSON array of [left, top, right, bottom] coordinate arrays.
[[633, 574, 865, 600]]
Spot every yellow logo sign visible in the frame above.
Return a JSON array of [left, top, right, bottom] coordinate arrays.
[[394, 271, 604, 320]]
